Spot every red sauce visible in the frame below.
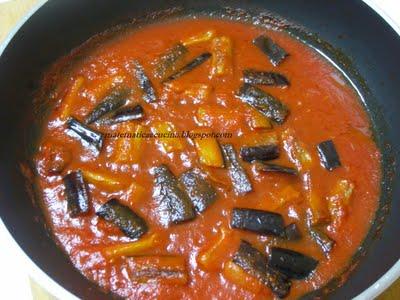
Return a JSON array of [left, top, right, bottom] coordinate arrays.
[[34, 18, 381, 299]]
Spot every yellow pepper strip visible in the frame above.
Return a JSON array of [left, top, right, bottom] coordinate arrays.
[[281, 128, 312, 172], [102, 233, 159, 259], [181, 30, 216, 46], [223, 261, 264, 294], [125, 182, 146, 206], [183, 84, 212, 102], [60, 76, 85, 120], [247, 108, 272, 129], [83, 169, 123, 189], [196, 105, 238, 127], [192, 129, 224, 168], [151, 121, 185, 153], [165, 82, 212, 103], [328, 179, 354, 227], [239, 132, 278, 147], [198, 227, 231, 271], [114, 124, 144, 163], [210, 36, 233, 77], [331, 179, 354, 206], [196, 107, 209, 126], [303, 172, 331, 225], [270, 185, 302, 210], [282, 129, 330, 224]]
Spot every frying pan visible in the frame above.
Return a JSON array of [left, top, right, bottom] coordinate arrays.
[[0, 0, 399, 299]]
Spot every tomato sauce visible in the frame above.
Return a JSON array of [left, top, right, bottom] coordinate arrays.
[[34, 18, 381, 299]]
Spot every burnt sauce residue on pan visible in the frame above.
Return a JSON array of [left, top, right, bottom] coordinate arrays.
[[29, 7, 390, 300]]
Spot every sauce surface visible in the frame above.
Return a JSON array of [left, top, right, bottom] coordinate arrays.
[[35, 18, 381, 299]]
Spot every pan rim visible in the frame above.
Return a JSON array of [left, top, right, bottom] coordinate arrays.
[[0, 2, 78, 299], [0, 0, 398, 299], [352, 3, 400, 300]]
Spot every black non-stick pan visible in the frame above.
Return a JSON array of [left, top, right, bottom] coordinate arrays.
[[0, 0, 399, 299]]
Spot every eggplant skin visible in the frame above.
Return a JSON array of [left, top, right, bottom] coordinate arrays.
[[240, 145, 279, 162], [96, 199, 148, 239], [268, 247, 318, 280], [243, 69, 289, 87], [309, 227, 335, 256], [131, 60, 157, 103], [179, 168, 217, 213], [85, 88, 130, 124], [97, 105, 144, 125], [231, 208, 285, 236], [283, 223, 302, 240], [153, 165, 196, 225], [233, 240, 291, 298], [253, 35, 288, 67], [221, 144, 253, 195], [254, 161, 297, 175], [154, 43, 188, 80], [237, 83, 289, 124], [66, 117, 104, 153], [63, 170, 89, 217], [317, 140, 341, 171], [163, 52, 212, 82]]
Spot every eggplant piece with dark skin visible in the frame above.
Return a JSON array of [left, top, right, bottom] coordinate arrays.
[[66, 117, 104, 153], [254, 161, 298, 175], [85, 88, 130, 124], [283, 223, 302, 240], [233, 240, 291, 298], [231, 208, 285, 236], [63, 170, 89, 217], [309, 226, 335, 256], [154, 43, 188, 81], [179, 168, 217, 213], [243, 69, 289, 87], [317, 140, 341, 171], [96, 199, 148, 239], [268, 247, 318, 280], [221, 144, 253, 195], [163, 52, 212, 82], [253, 35, 288, 67], [240, 145, 280, 162], [237, 83, 289, 124], [153, 165, 196, 225], [131, 60, 157, 103], [97, 105, 144, 125]]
